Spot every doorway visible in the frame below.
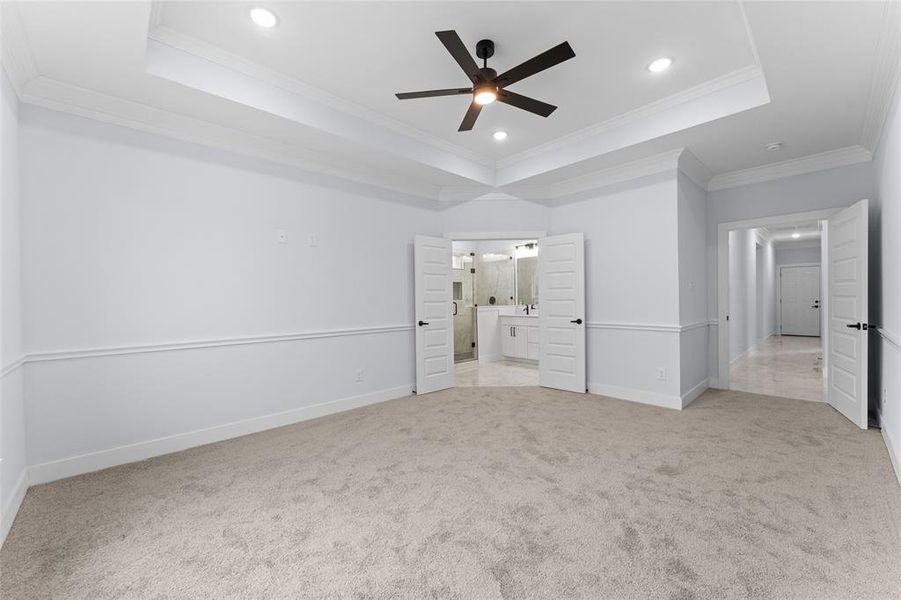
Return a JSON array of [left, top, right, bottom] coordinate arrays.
[[451, 239, 540, 387], [717, 201, 870, 429]]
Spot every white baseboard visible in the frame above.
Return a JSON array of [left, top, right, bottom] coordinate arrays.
[[681, 378, 709, 408], [588, 383, 683, 410], [882, 424, 901, 488], [28, 384, 413, 486], [1, 469, 28, 549]]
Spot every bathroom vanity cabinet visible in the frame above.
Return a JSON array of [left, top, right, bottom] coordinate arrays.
[[499, 315, 539, 361]]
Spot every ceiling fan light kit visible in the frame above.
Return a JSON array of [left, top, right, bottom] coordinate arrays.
[[395, 30, 576, 132]]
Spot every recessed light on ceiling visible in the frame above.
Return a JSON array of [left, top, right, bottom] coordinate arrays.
[[766, 142, 784, 152], [647, 57, 673, 73], [493, 130, 508, 141], [250, 7, 278, 28], [792, 232, 801, 239]]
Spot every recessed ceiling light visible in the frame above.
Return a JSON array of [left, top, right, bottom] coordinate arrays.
[[647, 57, 673, 73], [766, 142, 784, 152], [493, 130, 508, 141], [792, 232, 801, 239], [250, 7, 278, 28]]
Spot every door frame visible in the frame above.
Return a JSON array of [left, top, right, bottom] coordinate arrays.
[[716, 208, 835, 389], [776, 262, 821, 335]]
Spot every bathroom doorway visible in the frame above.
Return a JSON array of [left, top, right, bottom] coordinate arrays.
[[451, 239, 540, 387]]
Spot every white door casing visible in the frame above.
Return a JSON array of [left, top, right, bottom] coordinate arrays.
[[826, 200, 868, 429], [414, 235, 453, 394], [538, 233, 586, 393], [781, 265, 821, 336]]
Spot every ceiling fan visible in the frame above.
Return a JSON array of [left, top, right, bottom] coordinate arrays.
[[395, 31, 575, 132]]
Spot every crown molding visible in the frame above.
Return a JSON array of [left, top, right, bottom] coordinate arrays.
[[1, 1, 39, 97], [706, 145, 873, 192], [497, 64, 766, 173], [506, 148, 683, 204], [21, 76, 443, 204], [147, 25, 492, 170], [677, 148, 713, 190], [861, 0, 901, 152]]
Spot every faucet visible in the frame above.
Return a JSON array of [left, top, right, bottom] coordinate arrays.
[[523, 304, 531, 315]]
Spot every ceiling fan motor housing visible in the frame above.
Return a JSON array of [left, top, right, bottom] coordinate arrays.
[[476, 39, 495, 61]]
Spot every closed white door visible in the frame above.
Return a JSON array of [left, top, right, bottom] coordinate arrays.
[[538, 233, 586, 393], [827, 200, 868, 429], [781, 265, 821, 336], [414, 235, 453, 394]]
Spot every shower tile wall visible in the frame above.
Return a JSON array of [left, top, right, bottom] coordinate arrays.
[[475, 252, 515, 306]]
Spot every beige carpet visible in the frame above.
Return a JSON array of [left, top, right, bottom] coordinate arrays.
[[2, 387, 900, 599]]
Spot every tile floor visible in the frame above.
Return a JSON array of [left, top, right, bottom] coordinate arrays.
[[729, 334, 825, 401], [455, 359, 539, 387]]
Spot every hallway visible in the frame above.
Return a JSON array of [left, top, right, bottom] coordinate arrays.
[[730, 335, 825, 402]]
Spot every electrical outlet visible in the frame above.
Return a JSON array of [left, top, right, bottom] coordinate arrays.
[[355, 368, 364, 383], [276, 229, 287, 244], [309, 234, 319, 247], [657, 367, 667, 381], [883, 388, 888, 406]]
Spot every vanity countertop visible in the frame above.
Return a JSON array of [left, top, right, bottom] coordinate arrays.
[[499, 313, 539, 322]]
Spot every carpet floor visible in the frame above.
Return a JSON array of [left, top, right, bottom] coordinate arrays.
[[2, 387, 900, 599]]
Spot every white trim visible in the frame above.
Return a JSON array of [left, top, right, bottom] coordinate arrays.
[[678, 148, 713, 190], [28, 384, 413, 486], [0, 356, 25, 378], [498, 65, 765, 171], [0, 469, 28, 549], [587, 321, 709, 333], [20, 77, 442, 203], [861, 0, 901, 151], [681, 378, 709, 408], [882, 424, 901, 488], [878, 328, 901, 352], [589, 383, 683, 410], [0, 1, 39, 97], [18, 325, 412, 365], [707, 146, 873, 192], [444, 231, 547, 241]]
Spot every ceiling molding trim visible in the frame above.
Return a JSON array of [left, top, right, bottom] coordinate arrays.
[[507, 148, 682, 203], [20, 76, 443, 204], [145, 38, 495, 186], [707, 145, 873, 192], [677, 148, 713, 190], [1, 1, 40, 97], [496, 64, 766, 172], [860, 0, 901, 152], [147, 25, 492, 170]]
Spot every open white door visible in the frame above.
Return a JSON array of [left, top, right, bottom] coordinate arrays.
[[538, 232, 586, 393], [414, 235, 453, 394], [826, 200, 868, 429]]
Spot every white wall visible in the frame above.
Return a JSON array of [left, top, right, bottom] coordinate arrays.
[[551, 172, 685, 406], [708, 162, 876, 383], [19, 105, 439, 476], [677, 173, 709, 398], [727, 228, 776, 362], [0, 71, 26, 545], [874, 63, 901, 483], [774, 243, 821, 268]]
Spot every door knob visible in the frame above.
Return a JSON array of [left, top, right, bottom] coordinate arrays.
[[418, 320, 429, 327], [570, 318, 583, 325]]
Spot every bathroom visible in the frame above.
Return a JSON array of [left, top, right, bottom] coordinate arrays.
[[451, 239, 539, 386]]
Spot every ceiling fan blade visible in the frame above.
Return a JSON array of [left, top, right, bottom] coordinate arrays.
[[435, 30, 481, 83], [458, 101, 482, 131], [497, 90, 557, 117], [495, 41, 575, 87], [396, 88, 472, 100]]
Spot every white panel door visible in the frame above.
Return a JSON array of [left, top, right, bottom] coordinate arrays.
[[414, 235, 453, 394], [781, 265, 821, 336], [827, 200, 868, 429], [538, 233, 586, 393]]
